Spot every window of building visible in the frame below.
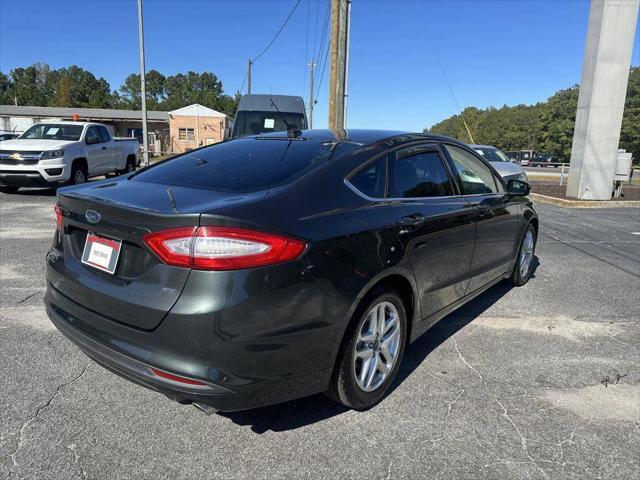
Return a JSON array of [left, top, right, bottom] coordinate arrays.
[[178, 128, 195, 141]]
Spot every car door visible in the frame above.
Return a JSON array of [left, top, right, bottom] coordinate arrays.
[[442, 143, 523, 292], [84, 126, 108, 175], [97, 125, 117, 172], [389, 143, 476, 323]]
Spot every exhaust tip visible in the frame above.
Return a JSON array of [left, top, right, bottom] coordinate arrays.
[[193, 402, 218, 415]]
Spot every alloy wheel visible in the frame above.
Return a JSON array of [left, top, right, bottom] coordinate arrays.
[[519, 228, 534, 278], [353, 301, 402, 392]]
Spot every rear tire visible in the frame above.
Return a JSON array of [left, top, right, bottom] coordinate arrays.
[[327, 288, 407, 410], [68, 162, 87, 186], [508, 223, 536, 286], [119, 157, 136, 175], [0, 185, 19, 194]]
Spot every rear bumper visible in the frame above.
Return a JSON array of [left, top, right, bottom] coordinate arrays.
[[44, 266, 347, 411]]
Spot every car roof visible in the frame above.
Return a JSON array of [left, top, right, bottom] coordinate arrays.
[[251, 129, 469, 149], [36, 121, 94, 126]]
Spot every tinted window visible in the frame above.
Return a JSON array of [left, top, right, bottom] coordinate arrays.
[[444, 144, 498, 195], [390, 148, 454, 198], [133, 137, 350, 193], [232, 111, 306, 138], [85, 127, 100, 145], [97, 126, 111, 143], [349, 156, 386, 198]]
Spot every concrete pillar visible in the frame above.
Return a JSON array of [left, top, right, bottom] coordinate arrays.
[[567, 0, 639, 200]]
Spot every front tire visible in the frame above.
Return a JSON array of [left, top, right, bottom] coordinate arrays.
[[68, 162, 87, 186], [0, 186, 19, 194], [328, 288, 407, 410], [508, 223, 536, 286]]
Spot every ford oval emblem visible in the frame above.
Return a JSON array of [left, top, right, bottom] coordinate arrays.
[[85, 210, 101, 224]]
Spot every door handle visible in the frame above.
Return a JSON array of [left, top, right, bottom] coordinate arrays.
[[101, 146, 107, 150], [399, 213, 426, 226]]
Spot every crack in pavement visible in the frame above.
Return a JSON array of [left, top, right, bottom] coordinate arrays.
[[7, 362, 91, 468], [452, 336, 550, 480]]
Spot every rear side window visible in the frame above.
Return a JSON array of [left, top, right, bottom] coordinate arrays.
[[389, 147, 454, 198], [132, 138, 344, 193], [444, 144, 498, 195], [348, 156, 386, 198]]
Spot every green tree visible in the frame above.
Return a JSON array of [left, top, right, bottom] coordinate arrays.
[[117, 70, 166, 110], [620, 67, 640, 164], [48, 65, 114, 108], [425, 66, 639, 163]]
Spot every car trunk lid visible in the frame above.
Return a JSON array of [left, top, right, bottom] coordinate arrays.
[[51, 180, 267, 330]]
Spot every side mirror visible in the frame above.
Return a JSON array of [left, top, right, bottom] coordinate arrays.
[[507, 179, 530, 196], [86, 136, 99, 145]]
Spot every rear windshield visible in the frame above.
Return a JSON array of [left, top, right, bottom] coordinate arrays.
[[232, 111, 306, 138], [132, 137, 340, 193]]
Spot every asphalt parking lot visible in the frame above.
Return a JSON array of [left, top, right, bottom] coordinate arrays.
[[1, 188, 638, 480]]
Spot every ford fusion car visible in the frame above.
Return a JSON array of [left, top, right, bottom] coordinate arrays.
[[471, 144, 529, 183], [45, 130, 537, 412]]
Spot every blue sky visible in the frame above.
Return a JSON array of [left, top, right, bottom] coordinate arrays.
[[1, 0, 638, 130]]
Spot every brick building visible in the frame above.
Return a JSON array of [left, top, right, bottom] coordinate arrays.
[[168, 104, 230, 153]]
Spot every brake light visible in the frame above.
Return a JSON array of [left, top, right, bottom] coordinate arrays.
[[143, 226, 307, 270], [54, 204, 63, 231]]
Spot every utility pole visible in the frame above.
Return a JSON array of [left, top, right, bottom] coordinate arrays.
[[137, 0, 149, 166], [247, 59, 253, 94], [308, 60, 315, 128], [328, 0, 351, 131]]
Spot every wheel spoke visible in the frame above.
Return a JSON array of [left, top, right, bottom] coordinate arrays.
[[364, 354, 378, 389], [376, 303, 386, 336], [377, 353, 390, 375], [382, 313, 397, 336]]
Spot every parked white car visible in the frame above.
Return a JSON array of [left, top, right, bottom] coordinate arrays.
[[0, 121, 139, 193], [471, 144, 529, 183]]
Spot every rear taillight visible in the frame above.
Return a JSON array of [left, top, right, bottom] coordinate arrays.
[[143, 226, 307, 270], [54, 204, 63, 231]]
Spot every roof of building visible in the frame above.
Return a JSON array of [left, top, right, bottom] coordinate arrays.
[[0, 105, 169, 122], [168, 104, 227, 118]]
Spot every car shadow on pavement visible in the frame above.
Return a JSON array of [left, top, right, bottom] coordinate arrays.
[[219, 259, 539, 434]]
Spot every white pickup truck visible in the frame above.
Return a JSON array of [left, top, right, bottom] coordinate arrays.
[[0, 121, 140, 193]]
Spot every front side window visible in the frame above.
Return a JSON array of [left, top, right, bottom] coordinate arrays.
[[97, 126, 111, 143], [178, 128, 195, 141], [444, 144, 498, 195], [389, 147, 454, 198], [348, 156, 386, 198], [85, 127, 100, 145]]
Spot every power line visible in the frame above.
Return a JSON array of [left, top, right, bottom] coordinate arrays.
[[252, 0, 302, 63]]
